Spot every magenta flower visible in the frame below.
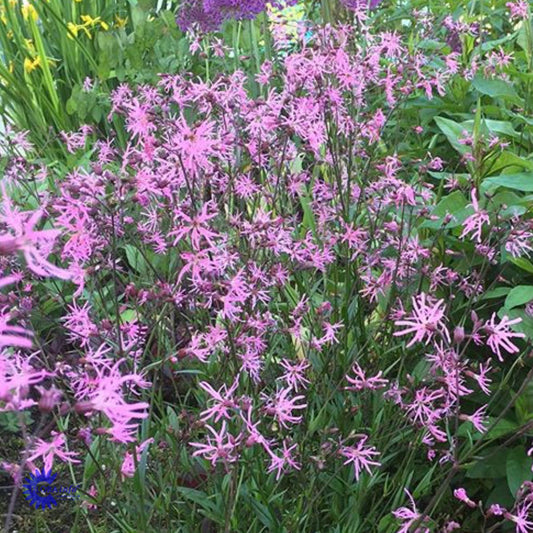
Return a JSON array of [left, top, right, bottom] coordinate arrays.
[[190, 421, 241, 466], [263, 388, 307, 429], [460, 189, 490, 244], [198, 377, 240, 422], [266, 441, 301, 480], [505, 501, 533, 533], [0, 191, 71, 280], [345, 362, 388, 391], [483, 314, 525, 361], [339, 435, 381, 481], [394, 293, 450, 347], [28, 431, 81, 472]]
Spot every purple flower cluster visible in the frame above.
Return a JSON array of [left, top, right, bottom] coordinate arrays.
[[341, 0, 383, 10], [177, 0, 297, 32]]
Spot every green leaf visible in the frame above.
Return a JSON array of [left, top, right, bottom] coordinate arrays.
[[510, 257, 533, 274], [506, 446, 532, 497], [434, 116, 469, 154], [482, 287, 511, 300], [420, 190, 469, 229], [472, 75, 521, 103], [467, 448, 508, 479], [505, 286, 533, 309], [485, 417, 519, 439], [124, 245, 149, 275], [482, 173, 533, 192]]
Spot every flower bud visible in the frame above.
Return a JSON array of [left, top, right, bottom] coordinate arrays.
[[453, 326, 465, 344]]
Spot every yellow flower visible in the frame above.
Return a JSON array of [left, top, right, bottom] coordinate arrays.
[[21, 2, 38, 21], [67, 21, 79, 38], [114, 14, 128, 28], [24, 55, 41, 74], [24, 38, 36, 54], [67, 21, 92, 39], [80, 14, 109, 30]]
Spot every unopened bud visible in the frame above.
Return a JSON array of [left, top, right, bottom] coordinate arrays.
[[37, 386, 62, 413], [453, 326, 465, 344]]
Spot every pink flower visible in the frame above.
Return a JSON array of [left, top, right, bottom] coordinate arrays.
[[0, 308, 33, 349], [190, 421, 240, 466], [453, 487, 476, 508], [483, 314, 525, 361], [392, 489, 429, 533], [74, 358, 150, 443], [0, 191, 71, 280], [339, 435, 381, 481], [278, 358, 311, 392], [345, 362, 388, 391], [169, 202, 219, 250], [459, 405, 488, 434], [266, 441, 301, 480], [460, 189, 490, 243], [394, 293, 450, 347], [28, 431, 81, 472], [506, 1, 529, 20], [198, 377, 240, 423], [505, 501, 533, 533], [120, 438, 154, 480], [263, 388, 307, 429]]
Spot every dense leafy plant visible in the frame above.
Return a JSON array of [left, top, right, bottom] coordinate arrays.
[[1, 1, 533, 532]]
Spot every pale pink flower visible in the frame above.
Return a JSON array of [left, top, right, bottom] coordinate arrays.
[[28, 431, 81, 472], [460, 189, 490, 243], [483, 314, 525, 361], [190, 421, 241, 466], [263, 388, 307, 429], [394, 293, 450, 347], [339, 435, 381, 480], [345, 362, 388, 391], [505, 501, 533, 533], [266, 441, 301, 480], [453, 487, 476, 508]]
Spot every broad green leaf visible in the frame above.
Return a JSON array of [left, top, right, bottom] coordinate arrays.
[[124, 244, 149, 275], [483, 173, 533, 192], [420, 190, 469, 229], [505, 286, 533, 309], [482, 287, 511, 300], [466, 447, 508, 479], [510, 257, 533, 274], [506, 447, 532, 496], [472, 75, 522, 104], [434, 116, 469, 154]]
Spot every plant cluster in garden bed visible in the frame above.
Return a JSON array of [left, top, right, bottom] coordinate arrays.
[[1, 0, 533, 532]]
